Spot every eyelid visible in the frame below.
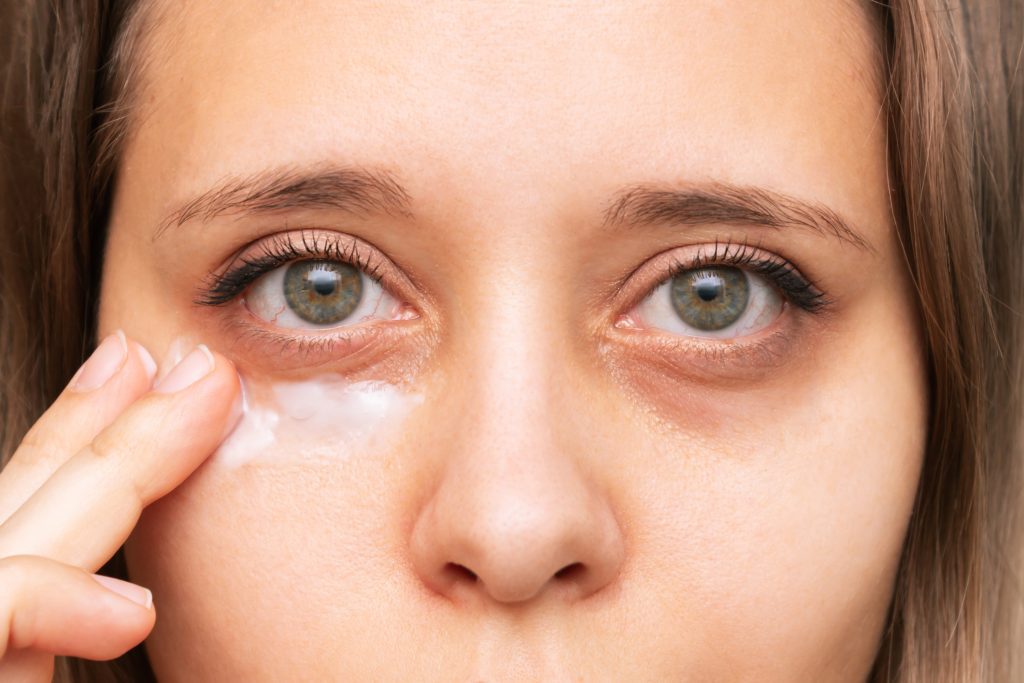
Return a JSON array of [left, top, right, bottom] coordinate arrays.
[[192, 228, 429, 373], [195, 227, 421, 312], [609, 241, 829, 323]]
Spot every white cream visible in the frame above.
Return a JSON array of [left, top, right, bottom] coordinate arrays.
[[213, 374, 423, 468], [156, 337, 420, 467]]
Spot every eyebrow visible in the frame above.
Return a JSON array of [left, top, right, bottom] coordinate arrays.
[[156, 165, 413, 238], [158, 165, 873, 252], [601, 182, 873, 252]]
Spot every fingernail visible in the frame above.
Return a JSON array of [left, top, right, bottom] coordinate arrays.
[[154, 345, 215, 393], [71, 331, 128, 392], [136, 344, 158, 382], [92, 574, 153, 609]]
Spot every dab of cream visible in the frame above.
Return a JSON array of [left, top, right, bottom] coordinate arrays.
[[214, 375, 423, 468]]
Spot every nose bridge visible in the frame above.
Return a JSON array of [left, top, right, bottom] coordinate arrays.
[[452, 270, 578, 537], [409, 252, 625, 605], [471, 297, 560, 441], [449, 232, 573, 439]]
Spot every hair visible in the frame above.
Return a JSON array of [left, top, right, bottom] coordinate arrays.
[[1, 1, 1021, 680]]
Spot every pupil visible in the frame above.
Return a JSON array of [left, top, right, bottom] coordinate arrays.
[[309, 271, 338, 297], [695, 280, 721, 302]]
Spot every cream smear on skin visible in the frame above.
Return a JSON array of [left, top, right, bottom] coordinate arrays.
[[216, 375, 423, 468], [160, 338, 423, 468]]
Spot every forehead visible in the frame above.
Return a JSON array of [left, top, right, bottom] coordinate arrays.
[[125, 0, 884, 229]]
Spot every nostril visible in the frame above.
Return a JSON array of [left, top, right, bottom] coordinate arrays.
[[554, 562, 585, 581], [443, 562, 478, 583]]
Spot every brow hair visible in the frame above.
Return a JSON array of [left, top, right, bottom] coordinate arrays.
[[160, 162, 873, 253], [601, 182, 874, 252], [156, 165, 414, 237]]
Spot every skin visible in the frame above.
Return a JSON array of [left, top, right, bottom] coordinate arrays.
[[0, 1, 928, 680]]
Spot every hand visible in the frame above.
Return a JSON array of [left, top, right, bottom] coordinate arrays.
[[0, 331, 241, 681]]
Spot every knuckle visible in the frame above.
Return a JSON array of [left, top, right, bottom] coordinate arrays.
[[0, 555, 35, 587], [0, 556, 24, 592], [84, 433, 123, 466], [84, 434, 147, 512], [14, 423, 73, 476], [0, 558, 28, 652], [0, 567, 34, 655], [17, 428, 62, 465], [21, 401, 79, 454]]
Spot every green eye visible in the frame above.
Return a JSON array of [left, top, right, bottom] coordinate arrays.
[[283, 260, 363, 325], [670, 266, 749, 331]]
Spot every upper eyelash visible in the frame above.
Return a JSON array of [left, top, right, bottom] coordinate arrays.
[[197, 232, 828, 322], [663, 240, 830, 312], [195, 231, 386, 307]]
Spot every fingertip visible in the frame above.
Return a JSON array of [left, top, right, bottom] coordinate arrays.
[[206, 347, 243, 397], [131, 341, 159, 384], [0, 556, 156, 660], [68, 330, 128, 393], [85, 575, 157, 658], [91, 574, 153, 610], [113, 329, 128, 354], [153, 345, 216, 394], [207, 345, 238, 374], [197, 343, 216, 369]]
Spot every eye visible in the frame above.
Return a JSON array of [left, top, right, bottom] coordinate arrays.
[[246, 258, 403, 329], [631, 265, 784, 339]]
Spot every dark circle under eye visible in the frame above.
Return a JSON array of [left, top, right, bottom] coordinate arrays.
[[283, 260, 363, 325], [670, 266, 749, 331]]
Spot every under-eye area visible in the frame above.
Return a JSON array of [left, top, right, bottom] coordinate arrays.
[[191, 228, 424, 370], [606, 240, 830, 372]]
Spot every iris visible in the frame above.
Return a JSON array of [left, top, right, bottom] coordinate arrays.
[[283, 260, 362, 325], [670, 266, 749, 331]]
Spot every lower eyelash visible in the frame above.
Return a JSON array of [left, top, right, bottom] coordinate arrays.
[[671, 240, 830, 313], [645, 322, 794, 368], [195, 232, 384, 307], [228, 318, 383, 362]]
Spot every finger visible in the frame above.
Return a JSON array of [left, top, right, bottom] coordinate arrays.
[[0, 345, 241, 570], [0, 332, 157, 524], [0, 555, 154, 663], [0, 648, 52, 683]]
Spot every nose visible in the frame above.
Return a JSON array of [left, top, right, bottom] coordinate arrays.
[[409, 333, 625, 605], [411, 450, 625, 604]]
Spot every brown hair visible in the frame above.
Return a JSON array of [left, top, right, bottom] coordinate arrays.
[[1, 1, 1021, 680], [870, 2, 1024, 680]]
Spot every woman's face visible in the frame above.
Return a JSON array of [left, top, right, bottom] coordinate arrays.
[[99, 1, 927, 679]]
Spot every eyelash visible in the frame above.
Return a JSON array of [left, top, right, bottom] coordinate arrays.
[[195, 231, 387, 307], [194, 232, 827, 365], [651, 240, 829, 314]]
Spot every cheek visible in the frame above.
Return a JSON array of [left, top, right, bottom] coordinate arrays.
[[123, 425, 431, 680], [617, 302, 927, 675]]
